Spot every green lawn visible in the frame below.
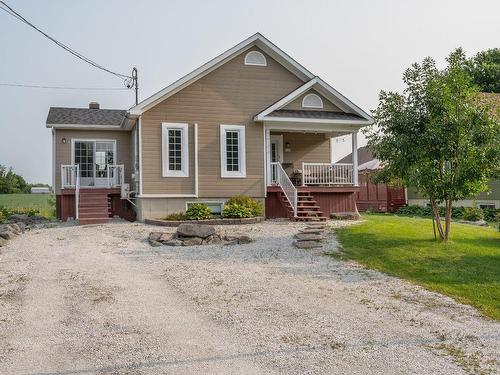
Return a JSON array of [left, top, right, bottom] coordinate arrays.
[[0, 193, 55, 218], [335, 214, 500, 320]]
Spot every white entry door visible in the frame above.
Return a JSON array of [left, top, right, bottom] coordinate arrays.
[[270, 135, 284, 163], [94, 141, 115, 186], [73, 140, 116, 187]]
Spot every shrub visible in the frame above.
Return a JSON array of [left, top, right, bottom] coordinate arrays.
[[224, 195, 263, 217], [162, 212, 187, 221], [223, 202, 253, 218], [462, 207, 484, 222], [0, 205, 39, 218], [185, 203, 212, 220]]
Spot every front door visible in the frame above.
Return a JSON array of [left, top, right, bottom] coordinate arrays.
[[269, 135, 284, 183], [73, 140, 116, 187], [94, 141, 115, 186]]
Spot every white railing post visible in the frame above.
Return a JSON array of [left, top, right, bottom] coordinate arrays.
[[352, 131, 359, 186], [301, 162, 305, 186]]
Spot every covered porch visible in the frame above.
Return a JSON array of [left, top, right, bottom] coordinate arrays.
[[263, 126, 360, 221]]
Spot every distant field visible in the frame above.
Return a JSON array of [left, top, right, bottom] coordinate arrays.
[[0, 193, 55, 218]]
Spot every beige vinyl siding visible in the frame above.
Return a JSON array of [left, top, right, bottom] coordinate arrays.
[[141, 47, 304, 197], [54, 129, 132, 193], [282, 89, 342, 112], [274, 132, 331, 169]]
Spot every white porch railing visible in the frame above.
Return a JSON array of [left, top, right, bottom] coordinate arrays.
[[107, 164, 125, 187], [61, 164, 125, 189], [302, 162, 354, 186], [61, 165, 80, 219], [270, 162, 297, 217]]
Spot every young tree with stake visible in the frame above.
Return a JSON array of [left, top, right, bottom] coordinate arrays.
[[366, 49, 500, 241]]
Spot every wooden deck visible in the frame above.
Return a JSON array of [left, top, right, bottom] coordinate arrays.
[[265, 185, 359, 220]]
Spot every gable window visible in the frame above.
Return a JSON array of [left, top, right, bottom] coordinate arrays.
[[162, 123, 189, 177], [220, 125, 246, 178], [244, 51, 267, 66], [302, 93, 324, 109]]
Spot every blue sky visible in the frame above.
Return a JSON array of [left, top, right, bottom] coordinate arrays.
[[1, 0, 499, 184]]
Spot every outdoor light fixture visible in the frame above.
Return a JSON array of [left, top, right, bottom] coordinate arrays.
[[285, 142, 291, 152], [61, 138, 67, 144]]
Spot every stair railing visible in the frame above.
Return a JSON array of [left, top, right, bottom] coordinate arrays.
[[270, 162, 297, 217], [75, 164, 80, 220]]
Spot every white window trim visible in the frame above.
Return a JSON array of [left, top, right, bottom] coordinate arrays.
[[244, 51, 267, 66], [220, 124, 246, 178], [162, 122, 189, 177], [302, 93, 324, 109]]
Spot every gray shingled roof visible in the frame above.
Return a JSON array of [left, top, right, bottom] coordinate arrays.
[[46, 107, 127, 126], [267, 109, 364, 121]]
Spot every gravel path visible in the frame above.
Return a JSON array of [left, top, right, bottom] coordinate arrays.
[[0, 221, 498, 374]]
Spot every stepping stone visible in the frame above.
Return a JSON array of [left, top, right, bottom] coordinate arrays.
[[305, 225, 325, 230], [293, 240, 323, 249], [299, 229, 324, 235], [294, 233, 324, 241]]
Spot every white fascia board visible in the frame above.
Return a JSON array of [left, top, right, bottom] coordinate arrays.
[[254, 77, 374, 123], [314, 77, 374, 122], [254, 78, 318, 120], [261, 116, 371, 125], [263, 121, 366, 133], [45, 124, 127, 130], [128, 33, 315, 115]]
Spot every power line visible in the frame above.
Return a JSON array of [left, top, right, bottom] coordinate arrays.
[[0, 1, 133, 85], [0, 83, 130, 91]]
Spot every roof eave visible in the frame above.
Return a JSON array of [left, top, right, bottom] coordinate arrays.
[[45, 124, 127, 130]]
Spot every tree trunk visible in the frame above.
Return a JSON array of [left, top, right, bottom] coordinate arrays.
[[444, 199, 452, 241], [430, 198, 445, 240]]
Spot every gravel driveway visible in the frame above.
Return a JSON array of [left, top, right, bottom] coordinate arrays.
[[0, 221, 498, 374]]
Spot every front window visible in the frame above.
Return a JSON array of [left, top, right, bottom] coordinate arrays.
[[220, 125, 246, 178], [162, 123, 189, 177]]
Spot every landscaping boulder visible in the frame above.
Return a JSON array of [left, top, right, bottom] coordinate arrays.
[[163, 239, 184, 246], [177, 223, 215, 239], [182, 237, 203, 246], [203, 234, 223, 245], [149, 240, 163, 247], [8, 224, 22, 235], [236, 235, 253, 244], [148, 232, 163, 242], [0, 238, 8, 247], [0, 230, 16, 240]]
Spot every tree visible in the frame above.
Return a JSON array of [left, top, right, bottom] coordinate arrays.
[[0, 165, 28, 194], [366, 49, 500, 241], [467, 48, 500, 93]]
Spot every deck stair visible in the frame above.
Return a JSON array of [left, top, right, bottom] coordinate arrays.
[[278, 190, 327, 222], [77, 189, 111, 225]]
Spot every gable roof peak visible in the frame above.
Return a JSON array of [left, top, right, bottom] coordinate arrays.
[[129, 33, 315, 115]]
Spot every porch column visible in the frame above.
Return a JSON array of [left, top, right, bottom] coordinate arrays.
[[265, 128, 271, 186], [352, 131, 359, 186]]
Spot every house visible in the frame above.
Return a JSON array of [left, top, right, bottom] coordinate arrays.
[[340, 145, 500, 211], [47, 33, 374, 224], [338, 146, 406, 212], [30, 186, 51, 194]]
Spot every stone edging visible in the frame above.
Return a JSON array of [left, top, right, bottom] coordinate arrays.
[[145, 216, 264, 227]]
